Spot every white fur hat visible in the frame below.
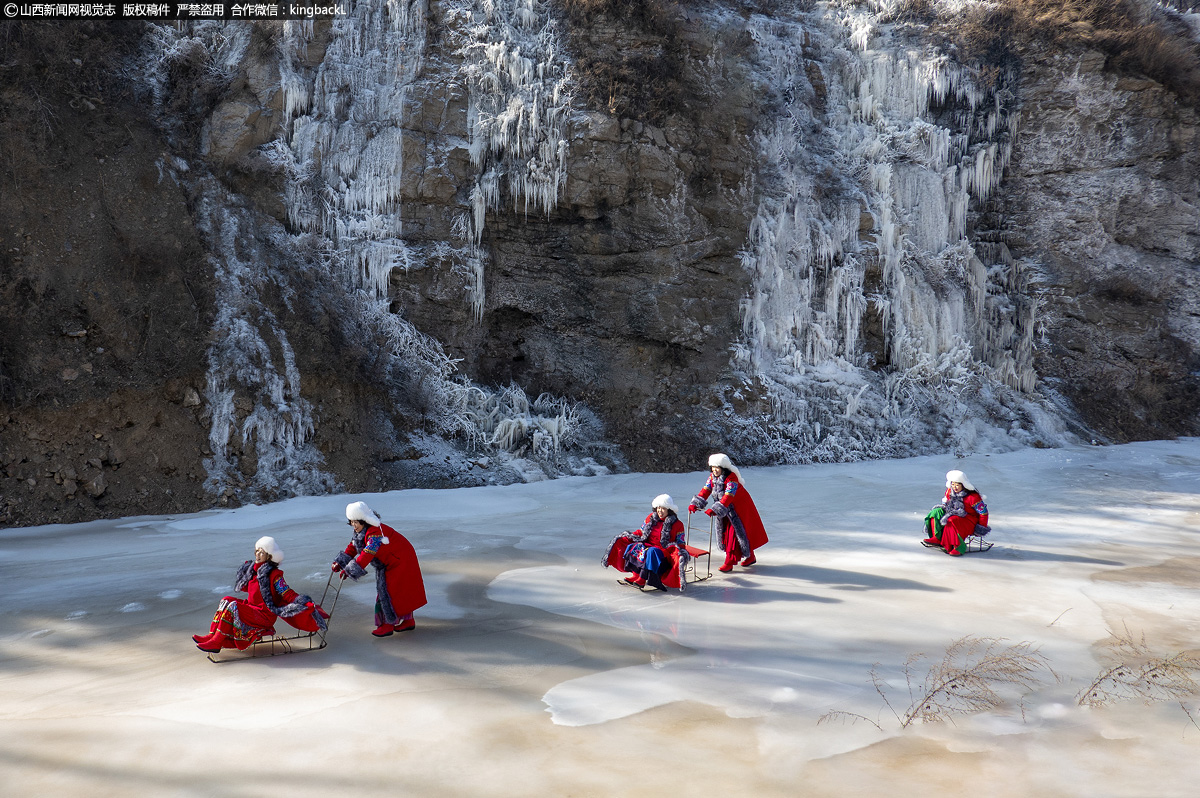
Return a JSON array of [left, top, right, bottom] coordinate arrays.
[[346, 501, 381, 527], [945, 470, 975, 491], [651, 493, 679, 513], [708, 453, 744, 485], [255, 535, 284, 564]]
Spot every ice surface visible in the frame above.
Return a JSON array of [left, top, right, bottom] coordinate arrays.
[[3, 439, 1200, 795]]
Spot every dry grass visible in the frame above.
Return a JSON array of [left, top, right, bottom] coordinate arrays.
[[820, 636, 1053, 730], [946, 0, 1200, 103], [1077, 627, 1200, 728]]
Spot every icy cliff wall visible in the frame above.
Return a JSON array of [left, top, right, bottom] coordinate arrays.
[[3, 0, 1199, 527]]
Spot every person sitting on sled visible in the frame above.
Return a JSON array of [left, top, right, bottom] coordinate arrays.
[[193, 536, 328, 653], [333, 501, 427, 637], [603, 494, 689, 591], [922, 469, 990, 556], [689, 453, 768, 573]]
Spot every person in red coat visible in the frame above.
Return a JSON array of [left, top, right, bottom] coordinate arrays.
[[603, 494, 689, 591], [192, 536, 328, 653], [333, 501, 427, 637], [689, 453, 768, 573], [922, 469, 990, 556]]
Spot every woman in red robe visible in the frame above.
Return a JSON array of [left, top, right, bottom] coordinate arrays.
[[922, 469, 989, 556], [603, 494, 689, 591], [192, 536, 328, 653], [333, 501, 427, 637], [689, 453, 768, 572]]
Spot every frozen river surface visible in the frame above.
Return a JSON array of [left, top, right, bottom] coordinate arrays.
[[3, 440, 1200, 797]]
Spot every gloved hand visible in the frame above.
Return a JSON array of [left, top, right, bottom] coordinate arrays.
[[687, 504, 698, 514], [338, 570, 349, 580], [704, 508, 716, 517], [331, 562, 342, 572]]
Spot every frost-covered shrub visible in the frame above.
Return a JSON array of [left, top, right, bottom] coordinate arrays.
[[464, 383, 584, 458], [143, 22, 245, 117]]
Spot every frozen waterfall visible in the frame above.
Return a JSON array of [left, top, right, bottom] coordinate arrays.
[[730, 1, 1070, 462], [447, 0, 573, 320]]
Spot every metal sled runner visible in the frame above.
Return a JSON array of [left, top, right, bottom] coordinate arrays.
[[207, 572, 344, 663], [963, 529, 993, 553]]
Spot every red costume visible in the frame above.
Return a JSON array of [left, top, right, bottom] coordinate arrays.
[[604, 511, 689, 590], [336, 519, 427, 633], [194, 561, 327, 652], [927, 487, 989, 556], [692, 468, 768, 571]]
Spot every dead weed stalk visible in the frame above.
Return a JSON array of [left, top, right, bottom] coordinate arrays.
[[820, 636, 1053, 731], [1076, 626, 1200, 728]]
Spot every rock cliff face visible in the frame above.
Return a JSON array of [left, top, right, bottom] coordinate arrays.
[[991, 50, 1200, 441], [2, 2, 1199, 528], [390, 5, 765, 470], [0, 24, 217, 524]]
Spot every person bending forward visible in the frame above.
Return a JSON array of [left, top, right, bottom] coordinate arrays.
[[334, 501, 428, 637]]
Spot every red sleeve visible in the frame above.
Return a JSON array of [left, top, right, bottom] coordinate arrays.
[[670, 520, 684, 545], [272, 571, 299, 604], [969, 494, 989, 526], [697, 477, 713, 501], [353, 530, 384, 568]]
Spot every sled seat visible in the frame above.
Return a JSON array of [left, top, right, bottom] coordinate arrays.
[[920, 508, 993, 556], [681, 514, 715, 585], [681, 543, 712, 584]]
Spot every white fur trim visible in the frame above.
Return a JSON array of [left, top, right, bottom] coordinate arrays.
[[255, 535, 284, 564], [346, 501, 381, 527], [708, 453, 744, 485], [945, 470, 975, 491], [652, 493, 679, 513]]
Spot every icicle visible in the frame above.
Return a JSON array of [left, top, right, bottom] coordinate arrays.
[[450, 0, 573, 320], [726, 3, 1057, 466], [280, 0, 428, 298]]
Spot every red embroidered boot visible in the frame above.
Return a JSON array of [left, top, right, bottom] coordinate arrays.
[[372, 623, 395, 637], [193, 633, 223, 653]]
